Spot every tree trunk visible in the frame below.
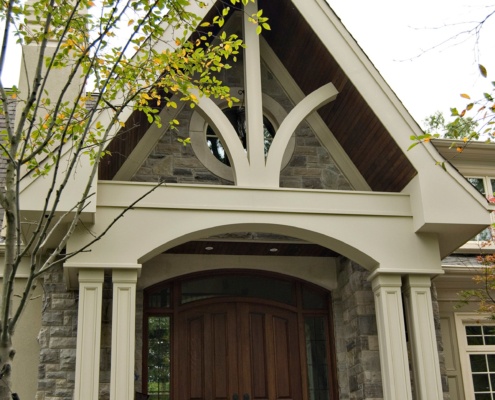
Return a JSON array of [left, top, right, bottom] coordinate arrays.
[[0, 337, 14, 400]]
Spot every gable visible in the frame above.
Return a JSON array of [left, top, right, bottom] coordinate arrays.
[[99, 0, 417, 192]]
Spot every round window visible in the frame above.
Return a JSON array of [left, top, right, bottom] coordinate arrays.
[[206, 106, 276, 166]]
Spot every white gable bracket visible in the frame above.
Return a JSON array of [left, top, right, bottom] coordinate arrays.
[[265, 82, 338, 184]]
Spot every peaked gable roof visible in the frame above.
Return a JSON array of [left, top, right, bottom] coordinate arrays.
[[99, 0, 417, 191]]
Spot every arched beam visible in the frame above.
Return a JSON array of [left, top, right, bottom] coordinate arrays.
[[265, 82, 338, 185]]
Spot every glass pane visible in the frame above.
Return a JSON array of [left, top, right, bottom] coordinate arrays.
[[181, 275, 294, 305], [305, 317, 330, 400], [471, 354, 488, 372], [148, 316, 171, 400], [484, 326, 495, 335], [473, 373, 490, 392], [490, 179, 495, 197], [148, 287, 170, 309], [488, 355, 495, 371], [302, 286, 326, 310], [469, 178, 486, 196], [469, 337, 485, 346], [206, 107, 276, 165], [475, 393, 492, 400], [467, 326, 483, 335]]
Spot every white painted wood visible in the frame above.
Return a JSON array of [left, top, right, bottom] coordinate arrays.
[[403, 275, 443, 400], [372, 274, 412, 400], [243, 0, 265, 175], [110, 269, 139, 400], [74, 269, 104, 400], [265, 83, 338, 184], [259, 38, 371, 191], [192, 93, 251, 184]]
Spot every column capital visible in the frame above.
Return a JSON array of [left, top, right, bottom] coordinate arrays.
[[112, 268, 140, 283], [371, 272, 402, 291], [403, 274, 433, 290], [78, 268, 104, 283]]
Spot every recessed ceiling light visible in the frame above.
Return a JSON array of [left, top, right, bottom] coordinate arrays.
[[205, 246, 214, 251], [269, 248, 278, 252]]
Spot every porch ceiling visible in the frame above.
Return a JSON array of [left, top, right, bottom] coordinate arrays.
[[165, 239, 339, 257], [98, 0, 417, 192]]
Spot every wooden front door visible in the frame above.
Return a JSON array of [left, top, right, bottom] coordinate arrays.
[[144, 273, 337, 400], [176, 302, 303, 400]]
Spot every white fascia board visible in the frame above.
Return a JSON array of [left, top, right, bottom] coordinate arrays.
[[95, 181, 411, 217]]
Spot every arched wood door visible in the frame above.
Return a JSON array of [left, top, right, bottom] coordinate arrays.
[[177, 302, 303, 400], [144, 272, 337, 400]]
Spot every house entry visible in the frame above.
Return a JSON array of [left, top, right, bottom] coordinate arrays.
[[144, 273, 338, 400]]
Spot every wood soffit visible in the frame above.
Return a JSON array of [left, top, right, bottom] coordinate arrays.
[[99, 0, 418, 192], [165, 240, 339, 257]]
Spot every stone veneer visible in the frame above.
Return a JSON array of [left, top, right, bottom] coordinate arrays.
[[36, 265, 78, 400], [333, 259, 382, 400], [35, 261, 450, 400], [35, 267, 114, 400], [132, 56, 352, 191]]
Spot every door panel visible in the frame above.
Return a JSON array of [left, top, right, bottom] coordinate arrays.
[[178, 304, 238, 400], [177, 302, 303, 400]]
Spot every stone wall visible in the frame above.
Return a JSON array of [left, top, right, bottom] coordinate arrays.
[[36, 267, 114, 400], [36, 265, 78, 400], [132, 55, 352, 191], [332, 259, 382, 400]]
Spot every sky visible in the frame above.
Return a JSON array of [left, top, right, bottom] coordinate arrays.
[[2, 1, 495, 128], [328, 0, 495, 127]]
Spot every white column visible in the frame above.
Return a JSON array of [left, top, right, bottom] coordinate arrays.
[[110, 269, 138, 400], [74, 269, 104, 400], [403, 275, 443, 400], [371, 274, 412, 400]]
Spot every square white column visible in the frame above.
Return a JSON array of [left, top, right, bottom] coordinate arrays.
[[74, 269, 104, 400], [371, 274, 412, 400], [403, 275, 443, 400], [110, 269, 139, 400]]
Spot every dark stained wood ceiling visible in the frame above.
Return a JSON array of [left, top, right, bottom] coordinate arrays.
[[166, 240, 338, 257], [259, 0, 417, 192], [99, 0, 417, 192]]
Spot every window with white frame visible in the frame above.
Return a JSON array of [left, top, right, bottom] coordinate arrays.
[[456, 314, 495, 400], [467, 176, 495, 242]]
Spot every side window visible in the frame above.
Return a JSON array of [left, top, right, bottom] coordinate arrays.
[[467, 177, 495, 242], [456, 314, 495, 400]]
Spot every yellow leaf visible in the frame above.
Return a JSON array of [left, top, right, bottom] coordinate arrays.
[[460, 93, 471, 99], [119, 121, 125, 127], [11, 93, 17, 99], [456, 147, 463, 153], [479, 64, 488, 78], [128, 19, 134, 26]]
